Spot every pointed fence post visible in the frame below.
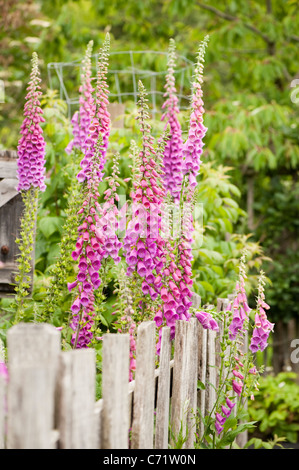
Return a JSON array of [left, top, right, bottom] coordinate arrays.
[[6, 323, 61, 449], [131, 321, 156, 449], [56, 348, 96, 449], [155, 326, 171, 449], [171, 319, 198, 449], [101, 333, 130, 449]]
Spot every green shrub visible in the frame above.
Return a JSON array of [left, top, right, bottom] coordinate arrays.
[[248, 372, 299, 443]]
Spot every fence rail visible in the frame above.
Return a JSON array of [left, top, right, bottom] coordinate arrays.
[[0, 297, 247, 449]]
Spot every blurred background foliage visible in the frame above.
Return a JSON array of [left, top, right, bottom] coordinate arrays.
[[1, 0, 299, 328]]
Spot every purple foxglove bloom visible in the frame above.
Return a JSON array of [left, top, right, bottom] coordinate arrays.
[[215, 420, 224, 435], [226, 397, 236, 410], [216, 413, 226, 426], [17, 52, 46, 192], [221, 405, 233, 418], [232, 379, 243, 397]]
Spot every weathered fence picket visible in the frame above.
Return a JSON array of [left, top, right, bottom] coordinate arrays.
[[6, 323, 60, 449], [56, 348, 96, 449], [0, 296, 252, 449], [171, 319, 198, 448], [0, 150, 36, 297], [154, 326, 171, 449], [101, 333, 130, 449], [131, 321, 156, 449]]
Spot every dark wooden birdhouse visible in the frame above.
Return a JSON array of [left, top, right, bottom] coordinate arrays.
[[0, 150, 34, 297]]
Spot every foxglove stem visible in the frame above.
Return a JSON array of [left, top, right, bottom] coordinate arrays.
[[43, 178, 84, 322], [14, 188, 39, 323]]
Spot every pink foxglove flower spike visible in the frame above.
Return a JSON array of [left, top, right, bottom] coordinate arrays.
[[17, 52, 46, 192]]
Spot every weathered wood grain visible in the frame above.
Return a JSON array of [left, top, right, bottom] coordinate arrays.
[[0, 179, 18, 207], [101, 333, 130, 449], [155, 326, 171, 449], [6, 323, 61, 449], [131, 321, 156, 449], [197, 323, 207, 437], [191, 292, 201, 309], [56, 348, 96, 449], [171, 319, 198, 449]]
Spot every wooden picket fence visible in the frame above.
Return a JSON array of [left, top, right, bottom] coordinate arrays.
[[0, 297, 248, 449]]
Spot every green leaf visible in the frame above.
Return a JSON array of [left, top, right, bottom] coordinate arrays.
[[38, 216, 64, 239]]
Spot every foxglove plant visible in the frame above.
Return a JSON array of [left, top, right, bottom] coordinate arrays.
[[95, 152, 123, 267], [183, 36, 209, 188], [14, 52, 46, 323], [227, 250, 251, 340], [69, 135, 106, 348], [161, 39, 184, 202], [16, 52, 46, 192], [113, 268, 137, 381], [196, 253, 268, 448], [66, 40, 95, 155], [249, 270, 274, 353], [156, 183, 195, 349], [123, 81, 168, 308], [77, 33, 111, 183]]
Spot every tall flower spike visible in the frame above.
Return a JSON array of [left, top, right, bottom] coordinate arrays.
[[77, 33, 111, 183], [66, 40, 95, 155], [69, 134, 106, 348], [17, 52, 46, 192], [183, 35, 209, 188], [123, 81, 167, 307], [249, 270, 274, 353], [228, 249, 251, 340], [161, 39, 184, 202]]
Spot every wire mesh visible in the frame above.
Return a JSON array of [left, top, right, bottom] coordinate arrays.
[[47, 50, 195, 120]]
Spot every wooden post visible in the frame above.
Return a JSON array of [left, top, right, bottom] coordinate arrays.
[[0, 151, 24, 297], [101, 333, 130, 449], [56, 348, 96, 449], [191, 293, 201, 309], [6, 323, 61, 449], [155, 326, 171, 449], [197, 323, 207, 437], [131, 321, 156, 449], [171, 319, 198, 449]]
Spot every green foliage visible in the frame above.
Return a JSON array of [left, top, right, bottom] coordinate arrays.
[[248, 372, 299, 443]]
